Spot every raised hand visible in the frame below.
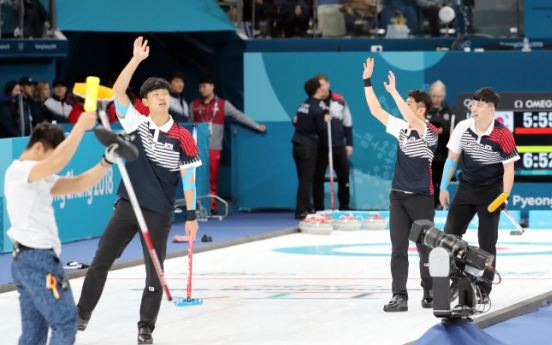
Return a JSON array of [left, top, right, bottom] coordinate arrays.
[[76, 112, 98, 131], [384, 71, 396, 92], [363, 57, 375, 79], [133, 36, 150, 61]]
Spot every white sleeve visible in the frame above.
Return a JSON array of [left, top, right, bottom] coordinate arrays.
[[115, 99, 147, 134], [183, 102, 189, 118], [447, 120, 468, 154], [343, 102, 352, 127], [16, 160, 37, 185], [386, 116, 407, 139], [14, 161, 59, 187]]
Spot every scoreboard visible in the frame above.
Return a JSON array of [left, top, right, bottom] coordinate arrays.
[[456, 93, 552, 180]]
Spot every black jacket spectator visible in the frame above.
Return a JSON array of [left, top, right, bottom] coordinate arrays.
[[0, 81, 31, 138], [0, 99, 32, 138], [19, 76, 42, 125], [244, 0, 275, 37], [279, 0, 311, 37], [426, 101, 454, 162]]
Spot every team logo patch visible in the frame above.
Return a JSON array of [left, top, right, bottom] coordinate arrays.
[[484, 145, 492, 151], [164, 143, 174, 150]]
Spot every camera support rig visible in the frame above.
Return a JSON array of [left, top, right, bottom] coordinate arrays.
[[429, 247, 478, 324], [410, 220, 496, 324]]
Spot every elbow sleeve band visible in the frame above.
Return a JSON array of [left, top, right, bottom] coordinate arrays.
[[114, 98, 130, 119], [440, 158, 458, 191], [182, 168, 196, 212]]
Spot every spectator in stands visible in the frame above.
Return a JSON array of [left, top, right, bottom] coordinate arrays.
[[41, 79, 72, 123], [167, 71, 189, 122], [339, 0, 378, 36], [380, 0, 418, 36], [0, 81, 31, 138], [190, 75, 266, 214], [416, 0, 446, 37], [33, 81, 51, 103], [67, 94, 86, 124], [279, 0, 311, 37], [17, 0, 45, 38], [4, 80, 20, 97], [426, 80, 454, 209], [453, 0, 474, 36], [244, 0, 275, 37], [19, 76, 42, 125], [18, 77, 35, 100]]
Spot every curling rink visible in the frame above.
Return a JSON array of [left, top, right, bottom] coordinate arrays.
[[2, 228, 552, 345]]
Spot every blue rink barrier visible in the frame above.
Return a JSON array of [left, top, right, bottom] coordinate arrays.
[[528, 210, 552, 229], [316, 210, 522, 231], [0, 123, 210, 253]]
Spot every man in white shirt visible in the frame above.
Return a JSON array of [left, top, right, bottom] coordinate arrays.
[[439, 87, 519, 303], [77, 37, 201, 345], [362, 58, 438, 312], [5, 113, 120, 345]]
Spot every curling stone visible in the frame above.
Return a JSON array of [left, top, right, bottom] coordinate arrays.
[[334, 212, 362, 231], [307, 217, 333, 235], [298, 214, 328, 233], [362, 213, 387, 230], [298, 218, 312, 233]]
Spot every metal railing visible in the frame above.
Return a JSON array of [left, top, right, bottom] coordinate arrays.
[[49, 0, 56, 32], [0, 95, 30, 137], [231, 0, 523, 40], [17, 94, 24, 135], [235, 0, 381, 39], [1, 0, 57, 39]]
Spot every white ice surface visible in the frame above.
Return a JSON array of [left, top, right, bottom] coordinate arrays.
[[1, 229, 552, 345]]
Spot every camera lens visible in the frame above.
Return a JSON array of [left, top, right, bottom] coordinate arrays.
[[439, 234, 468, 260], [422, 227, 445, 248]]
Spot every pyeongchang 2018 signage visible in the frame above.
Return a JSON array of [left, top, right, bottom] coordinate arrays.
[[510, 191, 552, 210], [0, 39, 68, 57], [449, 183, 552, 215], [0, 132, 119, 253], [49, 134, 121, 244]]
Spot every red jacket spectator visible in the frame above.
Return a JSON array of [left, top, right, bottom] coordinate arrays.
[[67, 103, 84, 124]]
